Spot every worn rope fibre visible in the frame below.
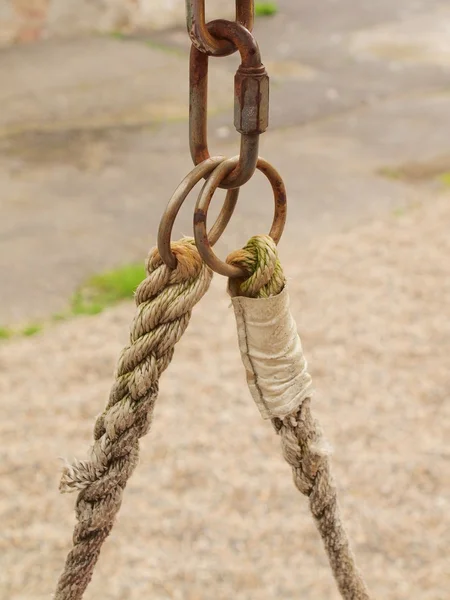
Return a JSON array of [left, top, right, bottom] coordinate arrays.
[[227, 235, 371, 600], [54, 238, 212, 600]]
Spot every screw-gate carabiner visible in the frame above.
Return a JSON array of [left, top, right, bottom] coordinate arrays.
[[189, 20, 269, 189], [186, 0, 254, 56]]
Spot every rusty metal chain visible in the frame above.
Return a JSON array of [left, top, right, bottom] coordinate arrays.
[[186, 0, 254, 56], [189, 19, 269, 189], [158, 0, 287, 278]]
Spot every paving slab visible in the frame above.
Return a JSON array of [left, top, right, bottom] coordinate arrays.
[[0, 36, 234, 136]]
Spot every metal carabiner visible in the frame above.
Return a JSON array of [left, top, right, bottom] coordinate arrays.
[[186, 0, 254, 57], [189, 19, 269, 189]]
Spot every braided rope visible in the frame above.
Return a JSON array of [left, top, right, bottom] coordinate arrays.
[[227, 235, 371, 600], [55, 238, 212, 600]]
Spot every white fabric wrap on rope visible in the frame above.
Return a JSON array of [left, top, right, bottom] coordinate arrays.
[[230, 286, 313, 420]]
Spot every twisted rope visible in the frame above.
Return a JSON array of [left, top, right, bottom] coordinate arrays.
[[55, 238, 212, 600], [227, 235, 371, 600]]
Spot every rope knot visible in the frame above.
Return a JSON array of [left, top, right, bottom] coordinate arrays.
[[226, 234, 285, 298], [147, 237, 205, 285]]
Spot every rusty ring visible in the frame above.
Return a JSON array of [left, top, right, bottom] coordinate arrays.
[[157, 156, 239, 269], [193, 155, 287, 278]]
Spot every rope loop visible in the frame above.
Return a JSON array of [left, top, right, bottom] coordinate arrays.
[[193, 156, 287, 278], [55, 238, 213, 600]]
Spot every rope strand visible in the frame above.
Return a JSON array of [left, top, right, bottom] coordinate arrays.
[[227, 235, 371, 600], [55, 238, 212, 600]]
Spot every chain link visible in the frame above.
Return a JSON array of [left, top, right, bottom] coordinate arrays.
[[158, 0, 287, 277], [186, 0, 254, 56], [189, 19, 268, 189]]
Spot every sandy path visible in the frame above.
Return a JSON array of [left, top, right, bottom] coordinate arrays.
[[1, 196, 449, 599]]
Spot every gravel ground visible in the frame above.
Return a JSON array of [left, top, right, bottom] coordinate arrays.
[[1, 196, 449, 600]]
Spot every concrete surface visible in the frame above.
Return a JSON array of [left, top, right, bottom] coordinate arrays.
[[1, 195, 449, 599], [1, 3, 450, 599], [1, 1, 450, 323]]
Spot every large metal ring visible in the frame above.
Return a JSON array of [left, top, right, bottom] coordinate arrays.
[[158, 156, 239, 269], [193, 156, 287, 278]]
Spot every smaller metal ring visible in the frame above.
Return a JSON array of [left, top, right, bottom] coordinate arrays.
[[194, 156, 287, 278], [158, 156, 239, 269]]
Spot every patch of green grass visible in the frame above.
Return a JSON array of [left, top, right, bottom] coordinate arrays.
[[255, 2, 278, 16], [377, 166, 403, 180], [110, 31, 126, 41], [392, 201, 421, 217], [51, 312, 68, 322], [0, 263, 146, 341], [393, 207, 405, 217], [70, 263, 146, 316], [22, 323, 42, 337], [378, 157, 450, 185], [70, 294, 104, 316], [438, 172, 450, 187], [145, 40, 184, 56], [0, 326, 12, 340], [107, 32, 183, 56]]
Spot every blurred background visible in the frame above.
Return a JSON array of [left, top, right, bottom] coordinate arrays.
[[1, 1, 449, 599]]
